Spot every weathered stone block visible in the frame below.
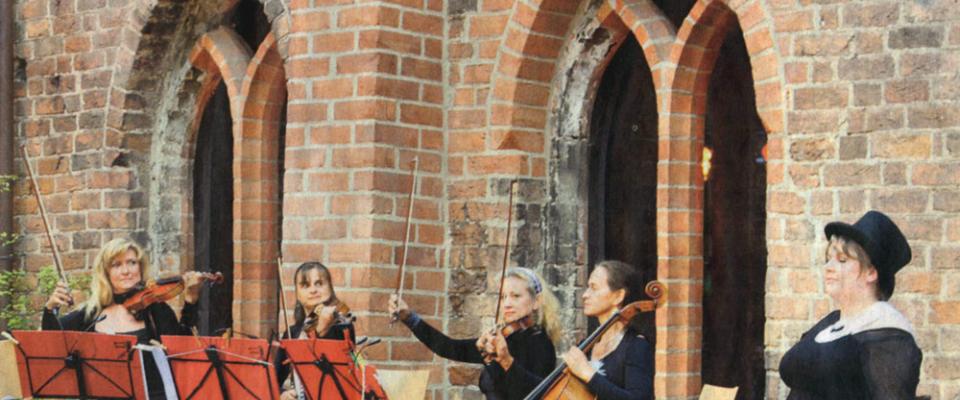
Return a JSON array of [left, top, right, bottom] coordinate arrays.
[[889, 26, 944, 49]]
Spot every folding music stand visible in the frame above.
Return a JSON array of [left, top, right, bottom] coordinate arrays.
[[281, 337, 386, 400], [161, 335, 280, 400], [11, 330, 146, 399]]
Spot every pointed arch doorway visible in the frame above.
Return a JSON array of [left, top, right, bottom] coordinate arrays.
[[588, 34, 659, 343]]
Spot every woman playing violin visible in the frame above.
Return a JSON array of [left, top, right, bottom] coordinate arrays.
[[389, 267, 560, 400], [558, 260, 653, 400], [276, 261, 354, 400], [41, 237, 213, 398]]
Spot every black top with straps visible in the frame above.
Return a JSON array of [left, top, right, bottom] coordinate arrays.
[[404, 312, 556, 400], [779, 310, 922, 400]]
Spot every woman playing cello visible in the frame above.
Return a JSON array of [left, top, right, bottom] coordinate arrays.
[[553, 260, 654, 400], [389, 267, 561, 400]]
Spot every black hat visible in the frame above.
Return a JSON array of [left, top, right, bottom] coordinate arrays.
[[824, 211, 912, 299]]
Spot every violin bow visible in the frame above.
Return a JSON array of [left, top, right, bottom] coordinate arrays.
[[493, 180, 518, 326], [21, 145, 70, 330], [20, 145, 67, 284], [392, 157, 419, 321], [277, 256, 292, 337]]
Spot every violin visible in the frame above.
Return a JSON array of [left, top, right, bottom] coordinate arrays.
[[302, 298, 354, 338], [480, 314, 535, 360], [121, 272, 224, 312], [524, 281, 665, 400], [499, 314, 534, 337]]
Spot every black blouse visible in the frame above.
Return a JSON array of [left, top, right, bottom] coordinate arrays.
[[41, 302, 198, 338], [779, 310, 922, 400], [585, 330, 654, 400], [403, 312, 556, 400]]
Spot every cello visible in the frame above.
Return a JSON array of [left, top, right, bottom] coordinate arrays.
[[524, 280, 665, 400]]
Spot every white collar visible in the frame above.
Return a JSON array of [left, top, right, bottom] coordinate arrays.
[[814, 301, 915, 343]]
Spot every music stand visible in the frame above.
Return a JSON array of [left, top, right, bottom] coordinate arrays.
[[281, 337, 386, 400], [11, 330, 145, 399], [161, 335, 280, 400]]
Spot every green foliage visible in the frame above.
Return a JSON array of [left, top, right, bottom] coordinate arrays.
[[0, 174, 15, 193], [0, 268, 32, 330], [36, 266, 61, 297], [0, 231, 19, 247], [0, 266, 92, 330]]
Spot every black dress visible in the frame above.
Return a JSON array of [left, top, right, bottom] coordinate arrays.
[[403, 312, 556, 400], [779, 309, 922, 399], [584, 330, 654, 400], [42, 302, 198, 399]]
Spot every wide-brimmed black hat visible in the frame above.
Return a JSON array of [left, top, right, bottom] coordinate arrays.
[[824, 211, 912, 299]]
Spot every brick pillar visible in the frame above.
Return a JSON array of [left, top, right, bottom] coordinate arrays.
[[282, 0, 446, 391]]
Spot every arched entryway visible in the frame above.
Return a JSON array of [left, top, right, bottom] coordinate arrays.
[[588, 34, 659, 343], [701, 20, 768, 400]]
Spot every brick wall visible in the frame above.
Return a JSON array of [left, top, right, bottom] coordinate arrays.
[[9, 0, 960, 399], [763, 1, 960, 399]]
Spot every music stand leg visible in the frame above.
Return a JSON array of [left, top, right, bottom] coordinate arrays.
[[204, 347, 231, 400], [313, 355, 350, 400], [64, 350, 90, 400]]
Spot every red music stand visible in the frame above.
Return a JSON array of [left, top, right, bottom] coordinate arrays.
[[161, 335, 280, 400], [280, 337, 387, 400], [11, 330, 146, 399]]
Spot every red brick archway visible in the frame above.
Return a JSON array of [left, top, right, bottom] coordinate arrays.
[[489, 0, 786, 397], [189, 28, 286, 337]]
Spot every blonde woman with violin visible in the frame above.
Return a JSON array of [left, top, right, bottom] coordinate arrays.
[[276, 261, 355, 400], [553, 260, 653, 400], [41, 237, 216, 398], [389, 267, 560, 400]]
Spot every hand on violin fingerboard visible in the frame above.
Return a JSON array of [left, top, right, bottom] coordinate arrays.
[[181, 271, 223, 304], [306, 305, 337, 337]]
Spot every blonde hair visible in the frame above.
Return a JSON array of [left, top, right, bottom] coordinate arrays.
[[82, 238, 151, 319], [505, 268, 561, 345]]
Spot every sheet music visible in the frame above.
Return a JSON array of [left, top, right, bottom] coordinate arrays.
[[135, 344, 178, 400]]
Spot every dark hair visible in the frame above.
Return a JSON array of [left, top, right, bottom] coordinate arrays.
[[292, 262, 338, 326], [595, 260, 646, 331], [596, 260, 644, 306]]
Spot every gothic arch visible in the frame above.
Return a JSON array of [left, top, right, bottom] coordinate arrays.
[[656, 0, 786, 396]]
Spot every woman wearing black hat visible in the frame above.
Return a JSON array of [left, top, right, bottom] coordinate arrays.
[[779, 211, 922, 399]]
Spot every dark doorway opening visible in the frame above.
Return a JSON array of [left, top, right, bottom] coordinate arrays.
[[230, 0, 270, 51], [193, 82, 234, 336], [701, 23, 768, 400], [588, 35, 659, 344]]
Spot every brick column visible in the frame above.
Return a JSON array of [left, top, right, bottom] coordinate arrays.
[[281, 0, 447, 392]]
